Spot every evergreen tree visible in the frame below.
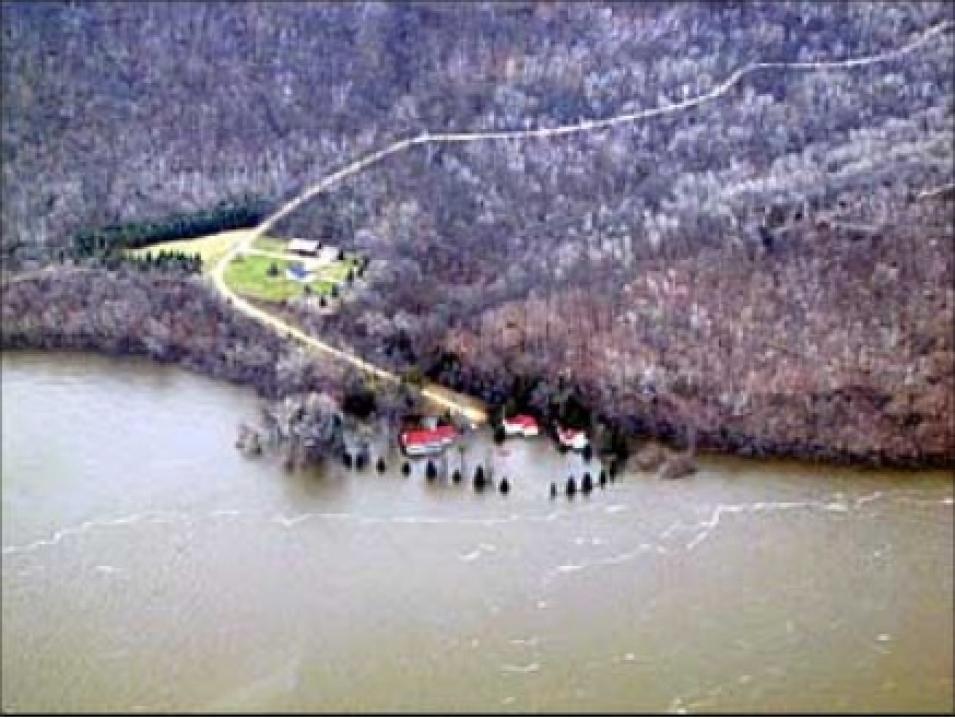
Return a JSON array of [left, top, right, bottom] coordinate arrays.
[[565, 476, 577, 496]]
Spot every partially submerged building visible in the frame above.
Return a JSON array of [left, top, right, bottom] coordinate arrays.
[[557, 426, 589, 451], [502, 414, 540, 437], [400, 425, 457, 456]]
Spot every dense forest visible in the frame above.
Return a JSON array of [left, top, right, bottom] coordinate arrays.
[[0, 268, 343, 398], [2, 1, 953, 465]]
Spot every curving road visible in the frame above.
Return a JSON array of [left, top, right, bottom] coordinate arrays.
[[211, 20, 952, 426], [210, 233, 489, 423]]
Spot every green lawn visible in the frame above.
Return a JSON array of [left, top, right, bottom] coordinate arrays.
[[224, 254, 338, 302], [323, 256, 360, 283], [128, 230, 363, 302]]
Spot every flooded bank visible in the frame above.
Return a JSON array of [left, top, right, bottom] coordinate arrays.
[[2, 351, 952, 713]]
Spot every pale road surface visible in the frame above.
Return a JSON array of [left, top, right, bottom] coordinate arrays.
[[209, 21, 952, 425]]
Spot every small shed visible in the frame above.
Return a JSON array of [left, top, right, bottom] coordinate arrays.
[[557, 426, 589, 451], [288, 238, 320, 256], [317, 246, 340, 264]]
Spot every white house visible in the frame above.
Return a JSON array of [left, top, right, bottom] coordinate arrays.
[[288, 238, 320, 256], [557, 426, 589, 451], [317, 246, 341, 264]]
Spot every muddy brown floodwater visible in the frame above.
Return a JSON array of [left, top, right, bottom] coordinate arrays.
[[2, 351, 952, 713]]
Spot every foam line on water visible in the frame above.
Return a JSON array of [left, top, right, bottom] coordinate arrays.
[[541, 542, 664, 584], [676, 491, 918, 552], [6, 489, 944, 560], [896, 495, 955, 507], [458, 543, 497, 562], [2, 510, 189, 558], [93, 564, 123, 574], [541, 489, 929, 583], [3, 505, 572, 560], [500, 661, 541, 674]]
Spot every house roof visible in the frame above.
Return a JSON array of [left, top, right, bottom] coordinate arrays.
[[401, 425, 457, 447], [557, 426, 587, 446], [288, 238, 320, 252], [504, 414, 538, 428]]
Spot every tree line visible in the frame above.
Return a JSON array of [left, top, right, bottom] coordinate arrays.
[[71, 195, 268, 258]]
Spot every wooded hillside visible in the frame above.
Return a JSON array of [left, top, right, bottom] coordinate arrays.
[[3, 1, 953, 464], [3, 2, 951, 259]]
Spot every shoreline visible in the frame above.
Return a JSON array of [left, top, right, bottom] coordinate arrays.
[[2, 267, 951, 471], [431, 366, 955, 471], [2, 339, 951, 471]]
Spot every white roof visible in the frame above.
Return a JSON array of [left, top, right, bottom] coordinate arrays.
[[288, 238, 320, 252], [318, 246, 340, 262]]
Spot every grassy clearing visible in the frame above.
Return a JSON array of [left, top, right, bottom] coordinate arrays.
[[250, 236, 288, 253], [224, 254, 337, 302], [127, 229, 252, 273], [321, 256, 360, 283]]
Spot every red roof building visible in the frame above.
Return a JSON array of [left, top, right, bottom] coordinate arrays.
[[400, 425, 457, 456], [557, 426, 589, 451], [502, 414, 540, 437]]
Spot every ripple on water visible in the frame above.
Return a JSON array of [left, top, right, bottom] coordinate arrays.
[[457, 542, 496, 562], [500, 662, 541, 674], [93, 565, 122, 575]]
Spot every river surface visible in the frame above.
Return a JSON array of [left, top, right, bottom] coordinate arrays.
[[2, 351, 952, 714]]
